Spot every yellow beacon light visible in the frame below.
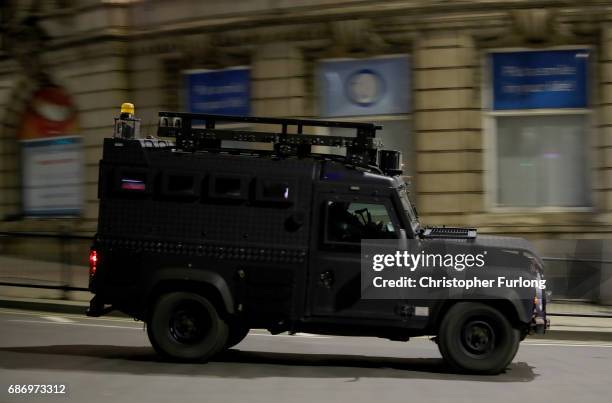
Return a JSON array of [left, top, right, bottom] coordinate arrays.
[[120, 102, 135, 116], [115, 103, 140, 139]]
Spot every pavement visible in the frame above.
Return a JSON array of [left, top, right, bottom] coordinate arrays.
[[1, 277, 612, 402], [1, 307, 612, 403]]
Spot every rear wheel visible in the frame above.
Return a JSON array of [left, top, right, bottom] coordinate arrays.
[[147, 291, 228, 361], [437, 302, 520, 374]]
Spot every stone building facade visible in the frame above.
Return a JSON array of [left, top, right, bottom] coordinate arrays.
[[1, 0, 612, 242]]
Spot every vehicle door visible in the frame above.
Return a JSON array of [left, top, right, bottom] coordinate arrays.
[[306, 192, 404, 321]]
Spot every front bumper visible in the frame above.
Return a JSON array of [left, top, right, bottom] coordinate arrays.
[[530, 288, 549, 335]]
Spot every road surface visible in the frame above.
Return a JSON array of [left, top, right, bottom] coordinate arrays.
[[1, 308, 611, 403]]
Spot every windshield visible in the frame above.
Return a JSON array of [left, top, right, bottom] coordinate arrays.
[[397, 183, 420, 234]]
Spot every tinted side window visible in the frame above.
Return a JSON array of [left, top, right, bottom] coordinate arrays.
[[262, 180, 290, 200], [208, 174, 249, 201], [160, 172, 199, 200], [255, 178, 295, 204], [215, 177, 242, 197], [325, 201, 396, 244], [167, 174, 194, 193]]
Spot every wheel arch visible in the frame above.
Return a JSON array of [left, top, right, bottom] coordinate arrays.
[[143, 268, 235, 321], [432, 298, 530, 332]]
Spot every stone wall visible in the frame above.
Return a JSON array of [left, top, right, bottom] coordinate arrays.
[[1, 0, 612, 240], [252, 43, 307, 118]]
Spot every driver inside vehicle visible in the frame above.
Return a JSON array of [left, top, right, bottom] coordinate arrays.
[[327, 201, 396, 242]]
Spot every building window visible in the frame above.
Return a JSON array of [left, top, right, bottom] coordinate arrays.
[[496, 114, 589, 207], [487, 49, 591, 209], [316, 56, 413, 176]]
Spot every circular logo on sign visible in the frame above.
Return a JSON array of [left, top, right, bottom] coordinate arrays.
[[346, 69, 384, 106]]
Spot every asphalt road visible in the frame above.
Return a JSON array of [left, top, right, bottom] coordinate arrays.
[[1, 309, 611, 403]]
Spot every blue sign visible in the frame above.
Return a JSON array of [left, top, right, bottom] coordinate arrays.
[[185, 67, 250, 115], [21, 136, 83, 217], [318, 56, 410, 117], [492, 49, 589, 110]]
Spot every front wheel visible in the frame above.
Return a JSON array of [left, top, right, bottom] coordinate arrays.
[[437, 302, 520, 374], [147, 291, 228, 361]]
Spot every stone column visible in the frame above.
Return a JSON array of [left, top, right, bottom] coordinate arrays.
[[251, 43, 307, 117], [412, 31, 483, 226], [598, 24, 612, 218], [46, 41, 130, 232], [0, 70, 27, 220], [597, 25, 612, 304]]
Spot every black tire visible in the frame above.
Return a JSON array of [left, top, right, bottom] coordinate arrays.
[[437, 302, 520, 374], [225, 322, 250, 349], [147, 291, 228, 362]]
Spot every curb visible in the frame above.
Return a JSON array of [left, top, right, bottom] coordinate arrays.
[[0, 297, 127, 317], [530, 330, 612, 343]]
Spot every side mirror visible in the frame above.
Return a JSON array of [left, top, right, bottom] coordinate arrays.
[[398, 228, 408, 250]]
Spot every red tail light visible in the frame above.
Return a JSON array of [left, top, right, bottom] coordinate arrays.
[[89, 249, 98, 277]]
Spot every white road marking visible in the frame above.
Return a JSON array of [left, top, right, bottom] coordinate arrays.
[[42, 315, 74, 323], [248, 330, 330, 338], [8, 319, 142, 330], [0, 308, 134, 323], [250, 333, 331, 339], [522, 341, 612, 348], [6, 318, 328, 337]]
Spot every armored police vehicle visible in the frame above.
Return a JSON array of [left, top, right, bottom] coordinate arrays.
[[88, 105, 548, 374]]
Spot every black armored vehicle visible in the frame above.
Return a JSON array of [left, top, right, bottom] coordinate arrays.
[[88, 106, 548, 374]]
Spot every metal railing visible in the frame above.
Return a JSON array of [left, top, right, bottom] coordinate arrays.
[[1, 231, 612, 317], [540, 255, 612, 318], [0, 231, 93, 296]]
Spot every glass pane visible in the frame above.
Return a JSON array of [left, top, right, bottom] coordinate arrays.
[[214, 177, 242, 197], [261, 179, 290, 200], [326, 120, 413, 176], [167, 175, 194, 193], [496, 115, 589, 207], [326, 201, 396, 243]]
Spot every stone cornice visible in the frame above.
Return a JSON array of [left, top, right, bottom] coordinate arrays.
[[114, 1, 612, 37], [2, 1, 611, 63]]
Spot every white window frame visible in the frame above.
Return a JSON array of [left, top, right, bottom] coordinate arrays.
[[482, 46, 596, 213]]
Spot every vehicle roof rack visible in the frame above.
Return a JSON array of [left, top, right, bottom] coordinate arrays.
[[156, 111, 382, 166]]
